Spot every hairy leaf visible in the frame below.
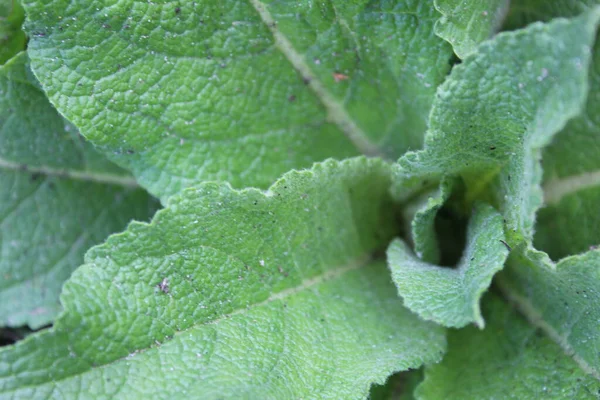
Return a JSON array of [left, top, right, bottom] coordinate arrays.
[[534, 37, 600, 260], [494, 4, 600, 379], [401, 178, 462, 265], [395, 9, 599, 242], [0, 53, 159, 328], [0, 158, 446, 398], [388, 203, 508, 328], [434, 0, 510, 59], [22, 0, 453, 201], [0, 0, 25, 65], [416, 294, 600, 399], [498, 249, 600, 379]]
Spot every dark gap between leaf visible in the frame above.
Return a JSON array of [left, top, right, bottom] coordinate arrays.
[[434, 202, 469, 268], [0, 326, 38, 346]]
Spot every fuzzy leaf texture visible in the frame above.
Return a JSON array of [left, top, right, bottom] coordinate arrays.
[[395, 9, 600, 243], [493, 2, 600, 380], [387, 203, 508, 328], [0, 158, 446, 399], [21, 0, 453, 201], [0, 53, 158, 329], [495, 36, 600, 379], [434, 0, 510, 59], [399, 178, 456, 265], [416, 294, 600, 399]]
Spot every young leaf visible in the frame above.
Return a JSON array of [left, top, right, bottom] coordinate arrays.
[[387, 203, 508, 328], [21, 0, 453, 201], [401, 178, 455, 264], [416, 294, 600, 399], [534, 38, 600, 260], [0, 0, 26, 65], [395, 9, 600, 242], [434, 0, 510, 59], [0, 53, 159, 329], [495, 14, 600, 379], [0, 158, 446, 398]]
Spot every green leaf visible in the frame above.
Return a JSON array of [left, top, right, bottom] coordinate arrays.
[[416, 294, 600, 399], [494, 13, 600, 379], [504, 0, 599, 30], [21, 0, 453, 201], [434, 0, 510, 59], [0, 53, 159, 328], [0, 0, 26, 65], [0, 158, 446, 398], [497, 249, 600, 379], [401, 178, 455, 265], [387, 203, 508, 328], [395, 9, 600, 247], [534, 37, 600, 260]]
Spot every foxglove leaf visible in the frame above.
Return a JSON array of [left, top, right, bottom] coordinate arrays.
[[22, 0, 453, 201], [416, 294, 600, 399], [0, 158, 446, 398], [401, 178, 455, 264], [496, 8, 600, 378], [434, 0, 510, 59], [388, 203, 508, 328], [0, 53, 158, 328], [534, 37, 600, 260], [395, 9, 599, 243]]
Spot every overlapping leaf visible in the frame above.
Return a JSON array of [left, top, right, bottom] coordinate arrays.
[[416, 295, 600, 399], [392, 8, 600, 382], [22, 0, 453, 201], [434, 0, 510, 59], [535, 38, 600, 260], [397, 8, 600, 253], [495, 27, 600, 378], [0, 158, 446, 398], [388, 203, 508, 328], [0, 53, 158, 328]]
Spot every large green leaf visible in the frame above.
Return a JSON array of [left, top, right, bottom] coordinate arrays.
[[21, 0, 453, 201], [0, 53, 159, 329], [387, 203, 508, 328], [498, 249, 600, 379], [0, 0, 26, 65], [493, 4, 600, 379], [434, 0, 510, 59], [0, 158, 446, 398], [416, 294, 600, 399], [394, 9, 599, 243], [534, 37, 600, 260], [393, 8, 600, 377]]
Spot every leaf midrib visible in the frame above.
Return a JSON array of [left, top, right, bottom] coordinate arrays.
[[1, 254, 376, 392], [0, 156, 139, 188], [543, 169, 600, 204], [496, 275, 600, 380], [247, 0, 385, 158]]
